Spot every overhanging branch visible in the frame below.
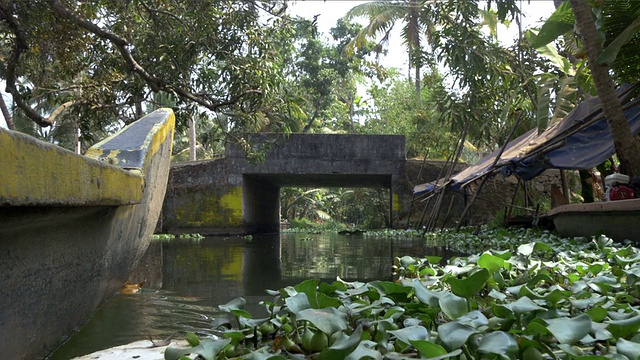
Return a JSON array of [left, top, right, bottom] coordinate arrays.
[[47, 0, 258, 115], [0, 4, 52, 127]]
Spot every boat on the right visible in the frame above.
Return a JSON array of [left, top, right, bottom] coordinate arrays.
[[546, 198, 640, 242]]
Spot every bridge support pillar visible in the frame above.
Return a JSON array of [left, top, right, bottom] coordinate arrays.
[[243, 176, 280, 233]]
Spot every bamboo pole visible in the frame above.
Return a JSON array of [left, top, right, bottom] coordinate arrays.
[[455, 113, 524, 231]]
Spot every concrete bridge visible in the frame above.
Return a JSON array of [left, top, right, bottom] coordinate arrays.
[[160, 133, 536, 235], [161, 133, 408, 234]]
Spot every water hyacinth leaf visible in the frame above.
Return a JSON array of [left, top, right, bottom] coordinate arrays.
[[317, 292, 343, 308], [403, 318, 422, 328], [218, 297, 252, 319], [240, 317, 270, 328], [420, 267, 436, 276], [211, 316, 232, 330], [608, 313, 640, 339], [477, 253, 505, 273], [477, 331, 518, 356], [285, 292, 311, 314], [616, 338, 640, 360], [546, 314, 592, 344], [295, 279, 320, 308], [443, 264, 475, 277], [608, 311, 638, 321], [437, 321, 479, 350], [318, 282, 338, 295], [588, 275, 621, 293], [447, 268, 489, 298], [520, 286, 570, 304], [245, 346, 288, 360], [527, 273, 554, 288], [165, 338, 231, 360], [499, 296, 545, 315], [372, 281, 411, 295], [218, 297, 246, 312], [506, 284, 523, 295], [587, 322, 613, 342], [524, 320, 550, 337], [492, 250, 512, 260], [281, 286, 297, 297], [298, 307, 348, 335], [345, 340, 382, 360], [317, 325, 363, 360], [346, 284, 377, 298], [383, 306, 405, 319], [616, 253, 640, 266], [488, 289, 507, 301], [351, 299, 389, 315], [330, 280, 348, 292], [439, 292, 468, 320], [624, 268, 640, 286], [425, 256, 442, 264], [336, 276, 365, 289], [571, 298, 593, 310], [223, 330, 247, 343], [409, 340, 448, 357], [517, 242, 552, 256], [586, 306, 608, 323], [456, 310, 489, 329], [398, 256, 417, 268], [388, 325, 429, 345], [589, 264, 604, 275], [412, 279, 442, 307], [557, 344, 586, 357]]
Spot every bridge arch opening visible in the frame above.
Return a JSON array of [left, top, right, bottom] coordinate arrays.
[[242, 174, 393, 233]]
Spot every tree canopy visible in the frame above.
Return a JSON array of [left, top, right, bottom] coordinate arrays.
[[0, 0, 291, 148]]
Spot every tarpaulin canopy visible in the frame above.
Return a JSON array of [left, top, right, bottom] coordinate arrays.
[[414, 83, 640, 196]]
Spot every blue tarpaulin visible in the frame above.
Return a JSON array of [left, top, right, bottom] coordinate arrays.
[[414, 83, 640, 196]]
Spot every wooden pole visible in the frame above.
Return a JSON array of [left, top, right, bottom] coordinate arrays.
[[455, 113, 524, 231]]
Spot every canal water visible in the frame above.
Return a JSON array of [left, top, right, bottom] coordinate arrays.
[[49, 232, 451, 359]]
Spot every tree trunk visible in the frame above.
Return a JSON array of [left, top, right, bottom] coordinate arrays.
[[570, 0, 640, 177], [0, 93, 16, 130], [189, 118, 196, 161], [415, 63, 421, 105], [75, 122, 81, 154], [134, 92, 143, 119]]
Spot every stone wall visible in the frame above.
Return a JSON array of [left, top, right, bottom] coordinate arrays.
[[161, 158, 244, 235]]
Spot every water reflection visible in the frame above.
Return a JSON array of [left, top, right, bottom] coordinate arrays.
[[49, 232, 451, 359]]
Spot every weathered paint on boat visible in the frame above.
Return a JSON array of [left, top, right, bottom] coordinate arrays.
[[0, 109, 175, 360], [547, 198, 640, 242]]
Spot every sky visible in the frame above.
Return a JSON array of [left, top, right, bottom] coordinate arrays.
[[0, 1, 556, 129]]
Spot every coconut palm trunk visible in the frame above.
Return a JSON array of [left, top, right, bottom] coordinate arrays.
[[570, 0, 640, 177]]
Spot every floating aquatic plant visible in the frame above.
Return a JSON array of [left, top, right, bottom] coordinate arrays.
[[165, 229, 640, 359]]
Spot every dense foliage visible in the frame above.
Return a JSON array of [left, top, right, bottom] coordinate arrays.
[[281, 187, 390, 230]]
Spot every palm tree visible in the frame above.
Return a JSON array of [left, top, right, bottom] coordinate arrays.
[[345, 0, 434, 104], [569, 0, 640, 177]]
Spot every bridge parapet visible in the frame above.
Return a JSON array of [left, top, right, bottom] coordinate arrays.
[[226, 133, 405, 177]]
